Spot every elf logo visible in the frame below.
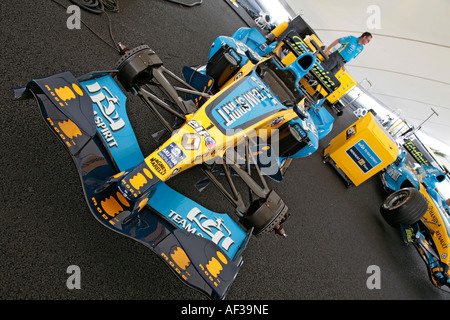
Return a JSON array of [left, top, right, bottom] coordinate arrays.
[[187, 120, 215, 150]]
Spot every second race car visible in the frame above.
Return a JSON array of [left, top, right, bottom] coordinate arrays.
[[380, 149, 450, 292]]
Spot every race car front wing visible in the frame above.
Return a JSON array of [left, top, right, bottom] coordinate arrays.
[[14, 70, 251, 299]]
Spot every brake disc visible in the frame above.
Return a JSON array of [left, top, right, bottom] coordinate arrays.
[[240, 190, 289, 237]]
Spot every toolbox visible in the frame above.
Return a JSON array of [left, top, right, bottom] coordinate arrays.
[[323, 112, 399, 186]]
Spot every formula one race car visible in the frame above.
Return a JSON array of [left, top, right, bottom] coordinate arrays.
[[380, 149, 450, 292], [14, 30, 334, 299]]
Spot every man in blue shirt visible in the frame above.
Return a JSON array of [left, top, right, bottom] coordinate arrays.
[[321, 32, 372, 75]]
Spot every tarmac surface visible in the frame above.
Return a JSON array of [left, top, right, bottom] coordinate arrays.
[[1, 0, 448, 302]]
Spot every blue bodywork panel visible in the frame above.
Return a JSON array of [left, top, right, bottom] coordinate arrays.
[[203, 30, 333, 163]]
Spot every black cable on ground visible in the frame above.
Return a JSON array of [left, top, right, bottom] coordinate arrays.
[[68, 0, 104, 14], [68, 0, 119, 14], [164, 0, 203, 7], [102, 0, 119, 13], [52, 0, 121, 54], [52, 0, 200, 55]]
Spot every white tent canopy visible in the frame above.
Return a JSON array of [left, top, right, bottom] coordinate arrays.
[[278, 0, 450, 153]]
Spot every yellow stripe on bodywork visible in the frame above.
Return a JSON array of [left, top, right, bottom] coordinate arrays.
[[418, 183, 450, 265]]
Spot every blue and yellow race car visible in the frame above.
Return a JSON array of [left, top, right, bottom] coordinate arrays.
[[14, 28, 334, 299], [380, 149, 450, 292]]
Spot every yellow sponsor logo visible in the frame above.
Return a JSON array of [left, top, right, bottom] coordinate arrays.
[[161, 248, 192, 281], [46, 117, 79, 147], [101, 195, 124, 217], [44, 83, 84, 107], [143, 168, 153, 180], [129, 173, 147, 190], [97, 191, 130, 218], [206, 251, 228, 278], [171, 247, 190, 271], [199, 251, 229, 287], [71, 83, 84, 96], [58, 119, 81, 139], [55, 86, 76, 101], [115, 191, 130, 207]]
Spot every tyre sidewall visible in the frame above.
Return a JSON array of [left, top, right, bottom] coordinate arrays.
[[380, 188, 428, 227]]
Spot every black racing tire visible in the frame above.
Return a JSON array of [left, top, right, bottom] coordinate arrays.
[[380, 188, 428, 227]]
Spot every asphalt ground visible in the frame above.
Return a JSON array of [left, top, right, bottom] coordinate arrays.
[[0, 0, 448, 305]]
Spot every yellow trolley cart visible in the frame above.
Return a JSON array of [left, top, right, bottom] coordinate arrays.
[[323, 112, 399, 186]]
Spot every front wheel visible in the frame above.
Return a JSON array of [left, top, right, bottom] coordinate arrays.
[[380, 188, 428, 227], [115, 45, 162, 90]]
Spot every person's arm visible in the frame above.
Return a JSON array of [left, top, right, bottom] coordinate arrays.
[[324, 39, 340, 55]]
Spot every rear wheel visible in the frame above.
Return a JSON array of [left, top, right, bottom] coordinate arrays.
[[380, 188, 428, 227]]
